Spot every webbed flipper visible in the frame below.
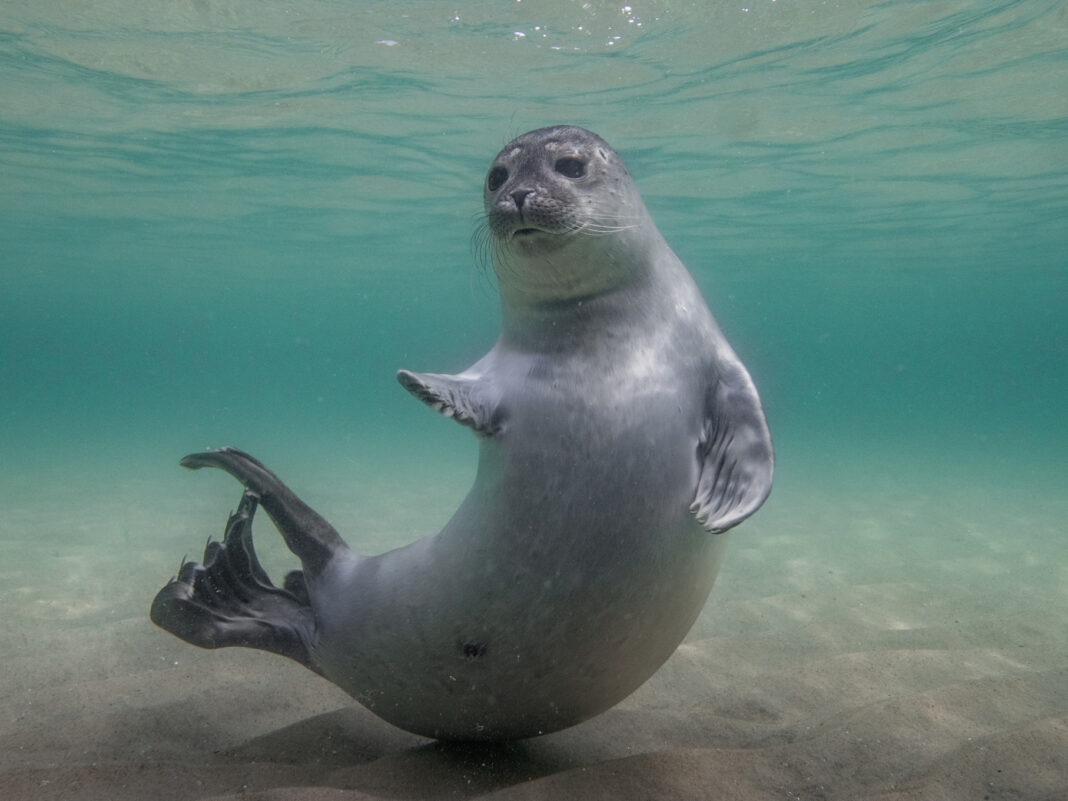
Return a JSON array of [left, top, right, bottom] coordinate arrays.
[[178, 447, 347, 577], [150, 490, 321, 673], [397, 369, 503, 436], [692, 365, 774, 533]]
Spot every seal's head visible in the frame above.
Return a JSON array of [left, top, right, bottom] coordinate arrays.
[[484, 126, 661, 306]]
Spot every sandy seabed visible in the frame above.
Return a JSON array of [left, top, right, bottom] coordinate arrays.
[[1, 448, 1065, 801]]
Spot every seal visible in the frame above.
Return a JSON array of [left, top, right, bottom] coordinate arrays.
[[151, 125, 773, 741]]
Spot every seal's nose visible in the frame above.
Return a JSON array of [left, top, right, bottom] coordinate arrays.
[[510, 190, 532, 209]]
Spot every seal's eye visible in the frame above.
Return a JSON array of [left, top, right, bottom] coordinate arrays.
[[487, 166, 508, 192], [554, 157, 585, 179]]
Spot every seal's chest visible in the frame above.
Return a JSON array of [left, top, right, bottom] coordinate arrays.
[[502, 366, 695, 467], [524, 348, 691, 418]]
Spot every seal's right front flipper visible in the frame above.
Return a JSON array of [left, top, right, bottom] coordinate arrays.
[[180, 447, 347, 577], [397, 369, 504, 436], [150, 490, 322, 674]]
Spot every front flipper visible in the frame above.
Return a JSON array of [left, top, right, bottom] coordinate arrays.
[[150, 490, 322, 673], [397, 369, 503, 436], [692, 365, 775, 534]]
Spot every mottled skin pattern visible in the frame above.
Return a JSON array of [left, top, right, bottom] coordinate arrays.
[[151, 126, 773, 741]]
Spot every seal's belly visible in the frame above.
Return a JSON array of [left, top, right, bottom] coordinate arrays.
[[315, 524, 726, 740], [311, 379, 722, 740]]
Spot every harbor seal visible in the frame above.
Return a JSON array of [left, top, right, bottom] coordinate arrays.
[[151, 125, 774, 741]]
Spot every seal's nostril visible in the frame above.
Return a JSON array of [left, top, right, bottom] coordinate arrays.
[[511, 190, 532, 209]]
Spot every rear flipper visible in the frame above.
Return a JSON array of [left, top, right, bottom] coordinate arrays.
[[178, 447, 348, 577], [151, 489, 322, 674]]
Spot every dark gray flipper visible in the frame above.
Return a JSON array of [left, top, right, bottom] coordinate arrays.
[[178, 447, 348, 577], [150, 489, 322, 673]]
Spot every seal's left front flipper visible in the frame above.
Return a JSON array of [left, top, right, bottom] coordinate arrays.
[[692, 365, 774, 534], [397, 369, 503, 436], [150, 490, 322, 674]]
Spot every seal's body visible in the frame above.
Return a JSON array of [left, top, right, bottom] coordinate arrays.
[[152, 126, 773, 741]]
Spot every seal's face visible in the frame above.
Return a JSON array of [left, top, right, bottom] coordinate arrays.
[[484, 126, 648, 305]]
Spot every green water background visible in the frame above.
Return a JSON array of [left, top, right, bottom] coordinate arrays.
[[1, 1, 1065, 561]]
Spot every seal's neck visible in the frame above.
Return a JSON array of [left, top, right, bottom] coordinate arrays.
[[496, 224, 679, 352]]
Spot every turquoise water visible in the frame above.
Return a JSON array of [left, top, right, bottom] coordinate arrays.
[[3, 0, 1065, 482], [1, 0, 1066, 795]]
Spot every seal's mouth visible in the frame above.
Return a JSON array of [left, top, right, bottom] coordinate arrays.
[[494, 222, 565, 243]]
